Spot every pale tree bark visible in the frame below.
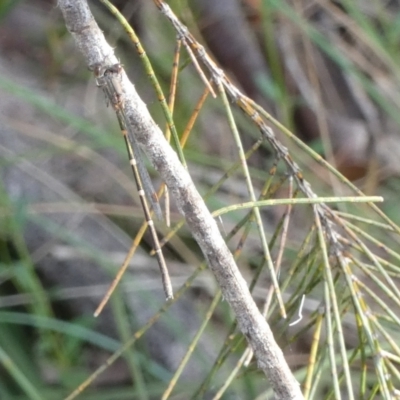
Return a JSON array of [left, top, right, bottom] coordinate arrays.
[[58, 1, 304, 398]]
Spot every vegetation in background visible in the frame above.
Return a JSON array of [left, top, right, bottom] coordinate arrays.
[[1, 0, 400, 399]]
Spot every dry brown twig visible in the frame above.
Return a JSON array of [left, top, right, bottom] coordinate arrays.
[[58, 0, 304, 398]]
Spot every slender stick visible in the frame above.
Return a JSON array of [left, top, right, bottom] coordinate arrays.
[[93, 63, 173, 313]]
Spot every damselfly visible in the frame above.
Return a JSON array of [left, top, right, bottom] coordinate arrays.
[[92, 63, 173, 305]]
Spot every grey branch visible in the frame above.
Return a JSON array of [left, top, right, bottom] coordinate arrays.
[[58, 0, 304, 398]]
